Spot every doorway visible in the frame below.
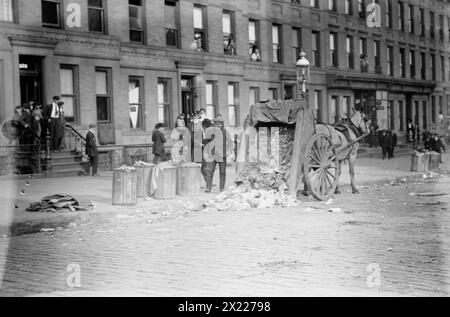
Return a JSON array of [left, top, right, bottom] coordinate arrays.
[[19, 55, 44, 105], [181, 76, 195, 117]]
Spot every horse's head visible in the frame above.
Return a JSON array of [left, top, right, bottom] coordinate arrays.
[[350, 110, 369, 136]]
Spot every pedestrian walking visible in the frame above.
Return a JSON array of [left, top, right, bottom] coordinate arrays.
[[152, 123, 167, 164], [389, 130, 397, 159], [407, 119, 414, 143], [429, 134, 444, 163], [203, 117, 234, 193], [369, 122, 378, 148], [83, 123, 99, 177], [380, 130, 392, 160]]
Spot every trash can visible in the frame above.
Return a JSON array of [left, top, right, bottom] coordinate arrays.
[[411, 153, 428, 172], [428, 152, 440, 171], [134, 162, 155, 198], [152, 163, 177, 200], [177, 162, 202, 196], [112, 167, 138, 206]]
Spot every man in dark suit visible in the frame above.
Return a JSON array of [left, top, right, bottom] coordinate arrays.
[[152, 123, 167, 164], [84, 123, 99, 177], [44, 96, 63, 151]]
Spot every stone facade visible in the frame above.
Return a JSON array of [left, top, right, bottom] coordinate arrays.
[[0, 0, 449, 146]]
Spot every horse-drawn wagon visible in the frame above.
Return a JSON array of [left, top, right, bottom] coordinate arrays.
[[246, 99, 369, 201]]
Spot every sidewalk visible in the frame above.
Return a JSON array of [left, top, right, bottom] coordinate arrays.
[[1, 151, 449, 236]]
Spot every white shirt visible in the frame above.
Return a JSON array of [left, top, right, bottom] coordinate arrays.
[[51, 102, 60, 118]]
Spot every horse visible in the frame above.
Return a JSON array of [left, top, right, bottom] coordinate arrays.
[[306, 110, 369, 195]]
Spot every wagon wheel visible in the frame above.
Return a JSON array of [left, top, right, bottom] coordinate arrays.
[[303, 134, 340, 201]]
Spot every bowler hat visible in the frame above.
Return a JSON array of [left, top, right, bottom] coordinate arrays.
[[53, 96, 61, 101]]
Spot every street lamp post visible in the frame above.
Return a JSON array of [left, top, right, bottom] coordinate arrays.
[[296, 49, 310, 102]]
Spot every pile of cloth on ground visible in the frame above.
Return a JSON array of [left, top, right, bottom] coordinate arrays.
[[26, 194, 93, 213], [199, 163, 298, 212]]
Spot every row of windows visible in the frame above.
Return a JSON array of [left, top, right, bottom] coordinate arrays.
[[3, 1, 450, 69], [307, 0, 450, 42], [59, 65, 244, 129]]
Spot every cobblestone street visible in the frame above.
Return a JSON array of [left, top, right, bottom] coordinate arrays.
[[1, 172, 450, 297]]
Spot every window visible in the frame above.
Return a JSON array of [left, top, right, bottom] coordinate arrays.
[[88, 0, 105, 33], [329, 32, 338, 67], [157, 79, 171, 127], [268, 88, 279, 100], [439, 15, 444, 41], [283, 85, 294, 100], [292, 27, 302, 64], [272, 24, 282, 64], [398, 1, 405, 31], [128, 77, 144, 130], [328, 0, 336, 11], [313, 91, 322, 121], [311, 31, 321, 67], [205, 81, 217, 120], [310, 0, 319, 9], [165, 0, 180, 48], [423, 101, 428, 130], [227, 83, 238, 127], [60, 65, 79, 123], [346, 36, 354, 69], [343, 96, 351, 119], [414, 101, 420, 126], [223, 11, 236, 55], [249, 19, 261, 62], [330, 96, 338, 123], [399, 48, 406, 78], [95, 68, 112, 123], [431, 96, 436, 124], [409, 50, 416, 78], [439, 96, 444, 122], [193, 5, 207, 52], [374, 40, 381, 73], [441, 56, 446, 82], [42, 0, 61, 28], [345, 0, 353, 15], [430, 12, 435, 39], [448, 17, 450, 42], [408, 5, 414, 33], [0, 0, 14, 22], [420, 8, 425, 36], [431, 54, 436, 81], [387, 46, 393, 76], [388, 100, 394, 130], [421, 52, 426, 80], [448, 57, 450, 82], [360, 37, 368, 72], [129, 0, 145, 43], [249, 87, 260, 106], [385, 0, 392, 28], [398, 100, 404, 131], [358, 0, 365, 19]]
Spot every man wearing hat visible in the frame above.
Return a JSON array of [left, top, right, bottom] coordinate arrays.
[[44, 96, 63, 151], [83, 123, 99, 176], [203, 116, 234, 192]]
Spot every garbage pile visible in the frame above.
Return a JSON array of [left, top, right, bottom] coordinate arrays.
[[198, 163, 298, 212], [26, 194, 93, 213]]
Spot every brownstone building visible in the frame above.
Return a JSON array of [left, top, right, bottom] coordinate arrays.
[[0, 0, 449, 146]]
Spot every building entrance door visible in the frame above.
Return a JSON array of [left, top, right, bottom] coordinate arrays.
[[181, 76, 195, 117], [19, 55, 43, 105]]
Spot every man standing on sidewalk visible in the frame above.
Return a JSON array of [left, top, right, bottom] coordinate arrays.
[[204, 117, 234, 193], [44, 96, 63, 151], [84, 123, 99, 177]]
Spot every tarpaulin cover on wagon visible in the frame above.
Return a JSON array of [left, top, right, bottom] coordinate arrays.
[[249, 100, 301, 126]]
